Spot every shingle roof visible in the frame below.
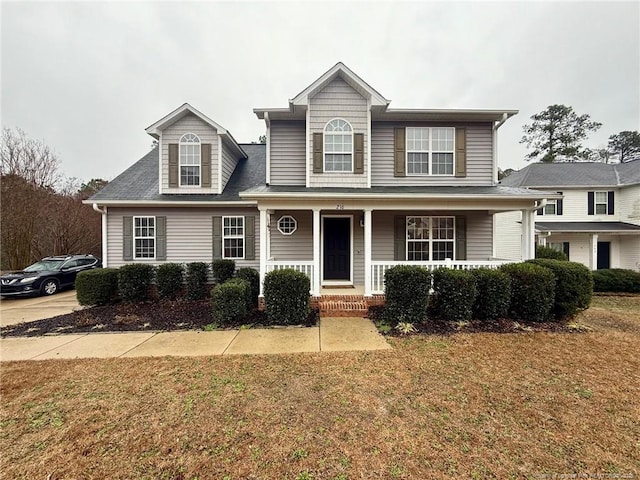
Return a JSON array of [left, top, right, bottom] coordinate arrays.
[[501, 161, 640, 188], [535, 222, 640, 233], [240, 184, 556, 199], [89, 144, 266, 203]]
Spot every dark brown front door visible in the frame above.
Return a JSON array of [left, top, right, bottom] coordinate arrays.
[[323, 217, 350, 281]]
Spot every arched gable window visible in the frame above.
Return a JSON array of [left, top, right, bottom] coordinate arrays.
[[324, 119, 353, 172], [179, 133, 201, 186]]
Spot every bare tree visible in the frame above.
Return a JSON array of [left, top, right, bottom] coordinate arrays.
[[1, 127, 62, 188]]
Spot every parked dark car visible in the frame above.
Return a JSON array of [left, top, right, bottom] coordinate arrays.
[[0, 255, 102, 297]]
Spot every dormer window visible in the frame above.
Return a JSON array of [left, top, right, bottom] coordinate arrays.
[[179, 133, 201, 186], [324, 119, 353, 172]]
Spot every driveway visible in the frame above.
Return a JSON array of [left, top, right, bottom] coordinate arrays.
[[0, 290, 80, 327]]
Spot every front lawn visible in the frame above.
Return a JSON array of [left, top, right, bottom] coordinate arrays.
[[1, 296, 638, 479]]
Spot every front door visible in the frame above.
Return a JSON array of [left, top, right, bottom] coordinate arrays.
[[597, 241, 611, 269], [323, 217, 351, 281]]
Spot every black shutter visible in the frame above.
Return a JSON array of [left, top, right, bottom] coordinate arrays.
[[557, 192, 563, 216], [608, 191, 615, 215], [587, 192, 594, 215], [537, 207, 544, 216], [563, 242, 570, 259]]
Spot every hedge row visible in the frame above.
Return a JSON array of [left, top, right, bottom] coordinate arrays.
[[592, 269, 640, 293], [383, 261, 593, 324], [76, 261, 260, 306]]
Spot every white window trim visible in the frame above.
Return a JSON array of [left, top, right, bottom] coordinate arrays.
[[406, 127, 455, 177], [179, 133, 202, 187], [222, 215, 244, 260], [277, 215, 297, 235], [133, 216, 156, 260], [323, 118, 354, 173], [594, 191, 609, 215], [405, 216, 456, 261]]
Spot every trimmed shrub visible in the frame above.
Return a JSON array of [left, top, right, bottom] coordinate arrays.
[[528, 259, 593, 319], [211, 279, 249, 325], [263, 269, 310, 325], [236, 267, 260, 308], [156, 263, 184, 300], [212, 259, 236, 284], [384, 265, 431, 326], [185, 262, 209, 300], [536, 245, 568, 261], [76, 268, 119, 306], [118, 264, 155, 302], [500, 262, 555, 322], [593, 268, 640, 293], [471, 268, 511, 321], [430, 268, 477, 322]]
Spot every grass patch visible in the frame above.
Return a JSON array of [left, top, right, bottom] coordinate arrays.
[[1, 297, 638, 478]]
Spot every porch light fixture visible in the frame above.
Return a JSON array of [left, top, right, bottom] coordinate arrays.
[[277, 215, 297, 235], [359, 215, 365, 228]]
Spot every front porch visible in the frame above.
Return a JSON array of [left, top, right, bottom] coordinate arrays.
[[241, 186, 552, 302]]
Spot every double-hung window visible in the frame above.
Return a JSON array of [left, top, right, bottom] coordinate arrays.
[[543, 199, 557, 215], [406, 216, 455, 261], [406, 127, 455, 175], [134, 216, 155, 259], [324, 119, 353, 172], [223, 216, 244, 259], [595, 191, 608, 214], [179, 133, 201, 186]]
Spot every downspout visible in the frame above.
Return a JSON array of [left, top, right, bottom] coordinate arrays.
[[521, 199, 546, 260], [492, 113, 509, 185], [93, 203, 108, 267], [265, 111, 271, 185]]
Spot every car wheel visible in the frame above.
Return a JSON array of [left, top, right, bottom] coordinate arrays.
[[41, 279, 59, 296]]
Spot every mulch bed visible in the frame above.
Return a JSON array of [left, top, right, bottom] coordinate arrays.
[[1, 300, 319, 338]]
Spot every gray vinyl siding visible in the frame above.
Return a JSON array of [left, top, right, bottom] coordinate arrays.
[[270, 121, 306, 186], [107, 207, 259, 270], [268, 211, 363, 285], [371, 122, 494, 186], [161, 113, 219, 193], [220, 140, 239, 191], [269, 211, 313, 260], [308, 76, 368, 188], [371, 210, 493, 260]]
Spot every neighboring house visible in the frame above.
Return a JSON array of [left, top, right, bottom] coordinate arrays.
[[89, 62, 555, 306], [496, 161, 640, 271]]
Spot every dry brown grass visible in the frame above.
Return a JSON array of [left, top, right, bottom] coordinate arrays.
[[1, 296, 639, 479]]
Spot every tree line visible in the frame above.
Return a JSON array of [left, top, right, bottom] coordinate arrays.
[[1, 128, 107, 270], [520, 104, 640, 163]]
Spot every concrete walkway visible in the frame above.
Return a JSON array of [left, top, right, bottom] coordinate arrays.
[[0, 290, 80, 327], [0, 317, 391, 361]]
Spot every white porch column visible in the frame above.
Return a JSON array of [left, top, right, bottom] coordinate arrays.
[[521, 209, 535, 260], [312, 208, 321, 296], [259, 208, 268, 296], [590, 233, 599, 270], [364, 209, 372, 297]]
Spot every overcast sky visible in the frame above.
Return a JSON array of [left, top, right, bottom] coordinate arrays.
[[2, 1, 639, 184]]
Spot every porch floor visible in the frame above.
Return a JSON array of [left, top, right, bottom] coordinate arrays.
[[320, 285, 365, 296]]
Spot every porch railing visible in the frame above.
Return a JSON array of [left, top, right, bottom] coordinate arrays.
[[265, 261, 316, 295], [370, 260, 513, 294]]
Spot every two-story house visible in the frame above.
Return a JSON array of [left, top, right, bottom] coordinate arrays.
[[496, 162, 640, 271], [89, 62, 555, 307]]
